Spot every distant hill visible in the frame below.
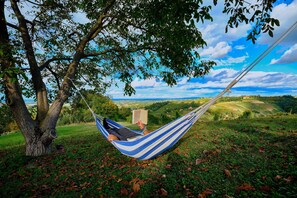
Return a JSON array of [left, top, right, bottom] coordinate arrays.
[[119, 96, 297, 123]]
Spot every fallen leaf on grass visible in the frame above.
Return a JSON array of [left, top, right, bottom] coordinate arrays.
[[284, 176, 294, 183], [196, 158, 204, 165], [165, 164, 172, 169], [130, 178, 145, 193], [224, 169, 231, 177], [132, 183, 140, 193], [198, 188, 212, 198], [259, 147, 265, 153], [203, 150, 212, 156], [157, 188, 168, 196], [236, 183, 255, 192], [260, 185, 271, 192], [117, 178, 123, 183], [274, 175, 282, 181], [120, 188, 129, 196]]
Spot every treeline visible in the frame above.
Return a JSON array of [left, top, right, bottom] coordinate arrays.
[[58, 91, 131, 125], [1, 95, 297, 134]]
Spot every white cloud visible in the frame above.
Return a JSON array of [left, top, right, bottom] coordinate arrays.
[[200, 42, 232, 58], [198, 1, 251, 46], [131, 77, 161, 88], [235, 45, 246, 50], [107, 68, 297, 99], [270, 43, 297, 64], [258, 0, 297, 45], [215, 54, 249, 66]]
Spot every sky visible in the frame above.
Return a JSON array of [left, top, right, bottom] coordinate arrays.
[[107, 0, 297, 99]]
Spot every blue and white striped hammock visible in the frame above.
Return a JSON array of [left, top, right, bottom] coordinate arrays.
[[69, 21, 297, 160], [95, 110, 200, 160]]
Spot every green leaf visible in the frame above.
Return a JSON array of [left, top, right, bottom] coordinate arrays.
[[268, 30, 273, 37]]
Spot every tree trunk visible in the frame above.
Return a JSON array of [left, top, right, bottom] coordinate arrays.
[[24, 127, 57, 156]]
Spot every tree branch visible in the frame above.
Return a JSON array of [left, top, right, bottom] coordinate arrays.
[[25, 0, 43, 6], [44, 0, 117, 128], [83, 46, 157, 58], [6, 22, 19, 30], [10, 0, 49, 122], [45, 65, 61, 90], [39, 57, 72, 71]]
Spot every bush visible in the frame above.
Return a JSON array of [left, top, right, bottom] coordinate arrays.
[[213, 113, 220, 121], [58, 91, 131, 124], [239, 111, 254, 119], [0, 105, 15, 134], [148, 114, 160, 125]]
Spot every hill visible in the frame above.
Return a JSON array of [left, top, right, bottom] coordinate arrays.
[[115, 96, 296, 124]]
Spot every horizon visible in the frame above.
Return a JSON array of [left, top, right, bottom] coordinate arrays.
[[22, 95, 297, 105]]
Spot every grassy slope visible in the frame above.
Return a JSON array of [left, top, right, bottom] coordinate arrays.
[[137, 97, 283, 122], [0, 113, 296, 197]]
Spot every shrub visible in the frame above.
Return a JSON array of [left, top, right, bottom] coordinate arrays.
[[0, 105, 15, 134], [213, 113, 220, 121], [240, 111, 254, 119]]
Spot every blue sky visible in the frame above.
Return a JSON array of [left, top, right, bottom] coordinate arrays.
[[107, 0, 297, 99]]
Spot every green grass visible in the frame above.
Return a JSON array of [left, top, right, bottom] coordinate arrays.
[[1, 114, 296, 197]]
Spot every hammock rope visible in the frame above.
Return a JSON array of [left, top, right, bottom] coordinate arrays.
[[68, 21, 297, 160]]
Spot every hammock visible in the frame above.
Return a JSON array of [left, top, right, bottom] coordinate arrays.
[[69, 21, 297, 160], [96, 108, 202, 160]]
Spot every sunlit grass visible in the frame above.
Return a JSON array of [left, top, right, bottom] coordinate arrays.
[[0, 114, 296, 197]]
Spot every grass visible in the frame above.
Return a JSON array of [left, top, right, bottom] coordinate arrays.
[[0, 114, 296, 197]]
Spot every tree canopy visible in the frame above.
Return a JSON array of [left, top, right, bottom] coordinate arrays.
[[0, 0, 279, 156]]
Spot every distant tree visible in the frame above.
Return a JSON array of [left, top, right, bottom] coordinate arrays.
[[276, 95, 297, 114], [0, 0, 279, 156], [72, 91, 119, 120]]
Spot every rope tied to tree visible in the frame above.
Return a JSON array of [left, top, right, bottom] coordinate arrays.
[[66, 77, 101, 120]]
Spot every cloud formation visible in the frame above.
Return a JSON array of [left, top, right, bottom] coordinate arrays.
[[270, 43, 297, 64], [107, 68, 297, 99], [258, 0, 297, 45], [200, 42, 232, 58], [215, 54, 249, 66]]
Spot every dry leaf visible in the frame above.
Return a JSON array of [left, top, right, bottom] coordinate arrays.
[[203, 150, 211, 156], [120, 188, 129, 196], [236, 183, 255, 191], [196, 158, 204, 165], [259, 147, 265, 153], [138, 180, 145, 185], [198, 188, 212, 198], [214, 149, 221, 154], [260, 185, 271, 192], [165, 164, 172, 169], [130, 178, 140, 185], [158, 188, 168, 196], [284, 176, 294, 183], [274, 175, 282, 181], [132, 183, 140, 193], [224, 169, 231, 177]]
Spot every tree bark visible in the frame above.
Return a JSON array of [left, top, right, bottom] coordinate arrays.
[[25, 127, 57, 156], [10, 0, 49, 122], [1, 0, 115, 156], [1, 1, 56, 156]]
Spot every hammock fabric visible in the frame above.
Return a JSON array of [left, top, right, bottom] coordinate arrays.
[[95, 111, 199, 160], [69, 21, 297, 160]]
